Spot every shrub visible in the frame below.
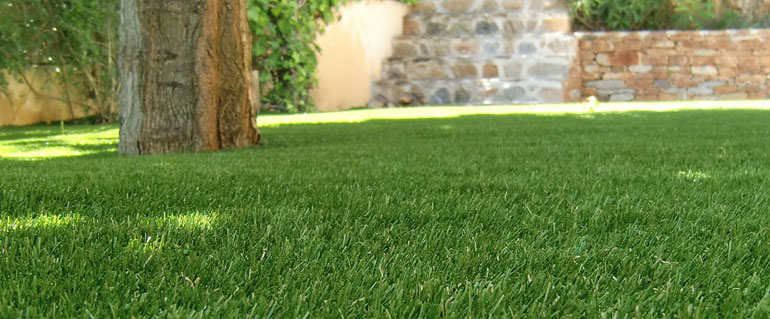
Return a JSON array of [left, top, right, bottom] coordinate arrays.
[[569, 0, 756, 31]]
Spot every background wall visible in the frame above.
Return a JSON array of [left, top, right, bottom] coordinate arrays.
[[0, 68, 92, 127], [572, 30, 770, 102], [311, 0, 409, 111]]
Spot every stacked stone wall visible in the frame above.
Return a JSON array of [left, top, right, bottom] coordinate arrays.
[[370, 0, 577, 107], [572, 30, 770, 102]]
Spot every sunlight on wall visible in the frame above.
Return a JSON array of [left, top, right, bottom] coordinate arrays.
[[311, 0, 409, 111]]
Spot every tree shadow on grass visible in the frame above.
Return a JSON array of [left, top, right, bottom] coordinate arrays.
[[0, 123, 117, 140], [0, 124, 118, 160]]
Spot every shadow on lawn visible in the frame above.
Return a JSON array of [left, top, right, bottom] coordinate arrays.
[[1, 108, 768, 162]]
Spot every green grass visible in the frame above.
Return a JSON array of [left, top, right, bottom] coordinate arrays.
[[2, 104, 770, 317]]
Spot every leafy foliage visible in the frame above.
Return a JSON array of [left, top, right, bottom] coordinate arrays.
[[0, 0, 119, 123], [247, 0, 416, 113], [0, 0, 418, 117], [569, 0, 756, 31]]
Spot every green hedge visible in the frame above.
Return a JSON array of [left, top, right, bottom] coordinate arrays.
[[569, 0, 758, 31]]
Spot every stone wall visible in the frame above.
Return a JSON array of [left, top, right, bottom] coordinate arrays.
[[572, 30, 770, 102], [370, 0, 577, 107]]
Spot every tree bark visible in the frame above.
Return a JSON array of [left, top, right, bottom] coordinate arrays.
[[119, 0, 259, 155]]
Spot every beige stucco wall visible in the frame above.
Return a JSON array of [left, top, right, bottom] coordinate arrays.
[[311, 0, 409, 111], [1, 68, 92, 127]]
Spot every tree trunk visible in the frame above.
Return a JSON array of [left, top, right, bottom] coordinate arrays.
[[119, 0, 259, 155]]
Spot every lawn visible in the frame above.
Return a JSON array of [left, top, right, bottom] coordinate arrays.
[[2, 103, 770, 317]]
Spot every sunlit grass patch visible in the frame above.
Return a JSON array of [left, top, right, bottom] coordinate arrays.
[[257, 100, 770, 126], [676, 169, 712, 183], [0, 125, 118, 160], [0, 213, 81, 232]]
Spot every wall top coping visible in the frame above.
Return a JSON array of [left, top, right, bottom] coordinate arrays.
[[575, 28, 770, 39]]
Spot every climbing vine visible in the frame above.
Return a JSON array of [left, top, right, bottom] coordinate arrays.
[[247, 0, 417, 112]]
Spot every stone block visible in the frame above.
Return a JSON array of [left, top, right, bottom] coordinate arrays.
[[702, 81, 726, 87], [426, 22, 446, 35], [627, 78, 654, 90], [668, 66, 683, 72], [596, 53, 611, 66], [691, 66, 718, 76], [694, 49, 718, 56], [504, 62, 522, 78], [629, 65, 652, 73], [482, 42, 501, 56], [427, 41, 452, 57], [503, 86, 526, 100], [455, 88, 471, 104], [610, 92, 635, 102], [651, 66, 668, 79], [738, 57, 760, 68], [693, 56, 716, 66], [611, 52, 642, 66], [581, 72, 601, 81], [760, 56, 770, 67], [502, 0, 524, 11], [430, 88, 451, 105], [714, 85, 738, 94], [442, 0, 473, 14], [676, 79, 698, 88], [591, 39, 613, 53], [403, 18, 421, 36], [451, 63, 478, 78], [517, 41, 538, 55], [668, 55, 690, 67], [718, 66, 737, 77], [483, 64, 499, 78], [581, 87, 597, 97], [651, 40, 675, 48], [616, 40, 642, 51], [482, 0, 498, 12], [543, 17, 571, 33], [393, 42, 418, 59], [476, 21, 500, 35], [528, 62, 569, 79], [602, 72, 633, 80], [537, 87, 563, 103], [715, 56, 739, 67], [407, 60, 447, 80], [643, 54, 668, 66], [734, 39, 763, 51], [719, 92, 750, 100], [687, 86, 714, 95], [584, 79, 626, 90], [412, 2, 437, 14], [546, 37, 576, 55], [453, 40, 480, 56], [659, 93, 682, 101]]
